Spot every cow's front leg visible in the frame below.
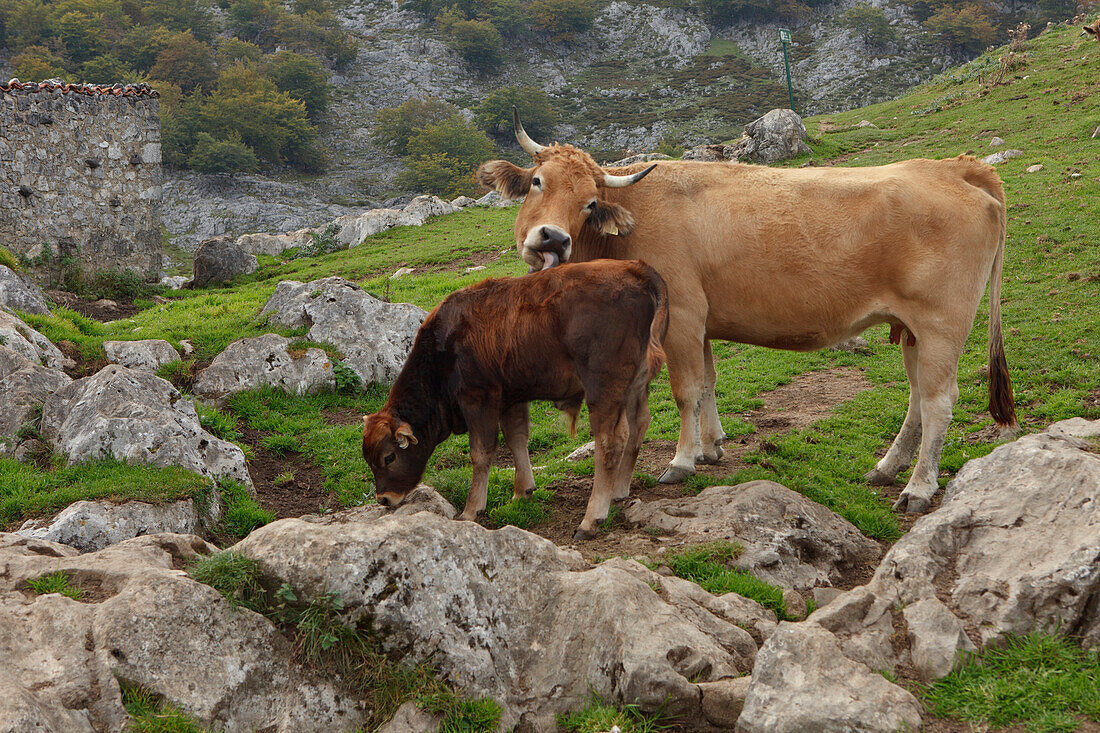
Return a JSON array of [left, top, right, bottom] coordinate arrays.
[[458, 399, 501, 521], [660, 316, 707, 484], [501, 402, 536, 500], [699, 338, 726, 464], [576, 402, 629, 540]]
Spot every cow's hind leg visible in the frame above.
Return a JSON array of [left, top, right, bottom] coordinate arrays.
[[576, 402, 629, 541], [698, 339, 725, 464], [894, 335, 963, 514], [613, 386, 651, 501], [501, 403, 536, 500], [458, 402, 500, 522], [660, 321, 706, 483], [866, 338, 922, 485]]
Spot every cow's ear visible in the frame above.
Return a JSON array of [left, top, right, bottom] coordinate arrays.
[[395, 422, 418, 449], [477, 160, 534, 200], [587, 200, 636, 237]]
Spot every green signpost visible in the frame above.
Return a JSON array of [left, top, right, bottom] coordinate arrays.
[[779, 28, 794, 111]]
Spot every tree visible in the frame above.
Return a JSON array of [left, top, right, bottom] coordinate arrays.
[[924, 3, 997, 53], [274, 10, 357, 68], [6, 0, 51, 49], [119, 25, 175, 71], [529, 0, 594, 39], [399, 116, 495, 197], [840, 4, 897, 47], [187, 132, 260, 173], [264, 50, 329, 118], [51, 9, 110, 64], [142, 0, 215, 40], [216, 37, 264, 67], [149, 31, 216, 91], [441, 13, 503, 72], [81, 53, 140, 82], [228, 0, 281, 47], [11, 45, 69, 81], [475, 86, 557, 142], [373, 98, 459, 155]]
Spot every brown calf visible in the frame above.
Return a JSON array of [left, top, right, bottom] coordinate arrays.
[[362, 260, 668, 540], [1084, 18, 1100, 41]]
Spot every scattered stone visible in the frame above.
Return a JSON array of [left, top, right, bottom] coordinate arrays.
[[103, 339, 181, 372], [260, 277, 426, 386], [450, 196, 477, 208], [0, 345, 72, 437], [1070, 172, 1082, 179], [980, 148, 1024, 165], [158, 274, 189, 290], [625, 481, 882, 591], [608, 152, 673, 167], [830, 336, 870, 354], [329, 196, 459, 248], [903, 598, 976, 680], [179, 339, 194, 356], [236, 228, 314, 257], [0, 265, 50, 315], [781, 589, 807, 620], [392, 267, 415, 278], [731, 109, 812, 165], [699, 676, 751, 729], [41, 365, 252, 489], [193, 334, 335, 401], [402, 194, 459, 222], [190, 236, 258, 288], [854, 120, 877, 128], [1092, 124, 1100, 139], [989, 136, 1005, 146], [464, 265, 486, 273], [0, 309, 71, 370], [1026, 163, 1044, 173], [300, 485, 456, 525], [16, 499, 199, 552], [566, 441, 596, 461]]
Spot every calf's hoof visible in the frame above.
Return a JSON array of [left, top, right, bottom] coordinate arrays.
[[892, 491, 930, 514], [457, 510, 482, 521], [864, 468, 896, 486], [658, 465, 694, 484], [573, 527, 598, 542], [513, 486, 535, 500]]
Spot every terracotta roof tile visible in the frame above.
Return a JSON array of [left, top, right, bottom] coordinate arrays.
[[1, 79, 159, 97]]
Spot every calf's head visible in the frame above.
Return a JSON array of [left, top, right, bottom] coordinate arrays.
[[1085, 18, 1100, 42], [477, 107, 656, 272], [362, 411, 430, 507]]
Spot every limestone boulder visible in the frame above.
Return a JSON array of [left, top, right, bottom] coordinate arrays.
[[190, 235, 258, 288], [981, 148, 1023, 165], [403, 194, 459, 222], [0, 264, 50, 315], [103, 339, 180, 372], [0, 533, 364, 732], [193, 333, 335, 401], [259, 277, 425, 386], [299, 484, 456, 525], [332, 208, 406, 247], [681, 143, 738, 162], [731, 109, 812, 165], [234, 511, 770, 731], [625, 481, 882, 591], [0, 309, 70, 370], [236, 228, 314, 257], [0, 345, 71, 438], [41, 364, 251, 488], [16, 499, 199, 552]]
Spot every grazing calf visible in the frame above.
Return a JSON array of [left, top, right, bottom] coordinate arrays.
[[362, 260, 668, 540], [1085, 18, 1100, 42]]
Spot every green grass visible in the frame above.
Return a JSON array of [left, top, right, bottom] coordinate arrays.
[[25, 570, 84, 600], [418, 691, 503, 733], [121, 683, 208, 733], [657, 541, 790, 620], [558, 696, 671, 733], [923, 634, 1100, 732], [188, 550, 267, 611], [217, 478, 275, 538]]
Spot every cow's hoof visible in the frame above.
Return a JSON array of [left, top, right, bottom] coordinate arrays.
[[658, 465, 694, 484], [864, 468, 896, 486], [573, 527, 597, 542], [892, 492, 929, 514]]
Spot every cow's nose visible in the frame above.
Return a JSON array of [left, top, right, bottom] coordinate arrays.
[[539, 227, 570, 249]]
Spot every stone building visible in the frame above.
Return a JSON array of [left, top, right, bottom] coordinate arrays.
[[0, 80, 163, 281]]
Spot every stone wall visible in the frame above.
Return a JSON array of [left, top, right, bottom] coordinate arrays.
[[0, 81, 163, 281]]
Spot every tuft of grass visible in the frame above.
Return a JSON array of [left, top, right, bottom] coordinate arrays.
[[0, 245, 21, 271], [156, 359, 197, 391], [195, 403, 240, 443], [25, 570, 83, 600], [418, 691, 502, 733], [121, 682, 208, 733], [217, 478, 275, 538], [660, 541, 790, 620], [923, 634, 1100, 732], [188, 550, 266, 612], [558, 695, 671, 733], [261, 433, 299, 455]]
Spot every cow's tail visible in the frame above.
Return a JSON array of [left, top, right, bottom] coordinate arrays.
[[985, 180, 1017, 433], [641, 263, 669, 383]]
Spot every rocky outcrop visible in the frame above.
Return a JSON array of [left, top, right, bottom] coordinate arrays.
[[0, 533, 364, 732], [681, 143, 738, 162], [193, 334, 336, 401], [260, 277, 425, 386], [16, 499, 199, 552], [0, 265, 50, 315], [0, 309, 70, 370], [103, 339, 181, 372], [625, 481, 882, 591], [738, 419, 1100, 730], [236, 228, 315, 257], [0, 345, 71, 438], [235, 510, 771, 731], [730, 109, 811, 165], [331, 195, 459, 247], [41, 364, 252, 488], [190, 235, 258, 288]]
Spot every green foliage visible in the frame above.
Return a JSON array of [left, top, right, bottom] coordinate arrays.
[[558, 696, 671, 733], [0, 246, 20, 272], [529, 0, 595, 39], [373, 98, 459, 156], [261, 433, 299, 454], [187, 132, 260, 174], [218, 477, 275, 537], [840, 3, 897, 48], [12, 44, 68, 80], [149, 31, 216, 91], [273, 9, 356, 68], [188, 550, 267, 611], [122, 683, 209, 733], [196, 403, 241, 443], [80, 52, 139, 83], [331, 359, 362, 393], [924, 3, 997, 54], [399, 117, 495, 198], [475, 86, 557, 142], [442, 15, 503, 72], [265, 50, 328, 117], [661, 541, 790, 620], [923, 634, 1100, 731], [26, 570, 84, 599], [418, 691, 503, 733]]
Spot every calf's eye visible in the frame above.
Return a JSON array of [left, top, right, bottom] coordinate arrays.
[[384, 453, 396, 466]]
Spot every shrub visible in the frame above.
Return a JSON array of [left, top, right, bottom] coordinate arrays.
[[264, 50, 329, 117], [228, 0, 282, 47], [529, 0, 595, 39], [373, 97, 458, 155], [187, 132, 261, 174], [149, 31, 217, 92], [840, 3, 897, 47], [443, 17, 503, 72], [399, 116, 495, 198], [475, 86, 557, 142], [924, 3, 997, 53], [273, 10, 357, 68]]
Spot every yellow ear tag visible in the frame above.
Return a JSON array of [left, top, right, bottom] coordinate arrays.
[[607, 225, 619, 236]]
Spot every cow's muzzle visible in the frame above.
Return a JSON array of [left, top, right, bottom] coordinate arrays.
[[375, 491, 406, 508], [523, 225, 571, 272]]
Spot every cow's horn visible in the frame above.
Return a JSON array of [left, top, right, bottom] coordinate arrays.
[[603, 163, 658, 188], [513, 105, 545, 156]]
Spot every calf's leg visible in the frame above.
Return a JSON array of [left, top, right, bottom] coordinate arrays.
[[866, 337, 922, 485], [576, 402, 629, 540], [612, 385, 651, 500], [501, 403, 536, 500], [458, 405, 500, 521]]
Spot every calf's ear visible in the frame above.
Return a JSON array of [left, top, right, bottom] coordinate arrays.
[[395, 422, 418, 449], [1086, 24, 1098, 34], [477, 160, 534, 200], [587, 200, 636, 237]]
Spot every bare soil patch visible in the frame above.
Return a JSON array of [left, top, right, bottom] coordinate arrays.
[[239, 427, 337, 519], [45, 289, 142, 321]]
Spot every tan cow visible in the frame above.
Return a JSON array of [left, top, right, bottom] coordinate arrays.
[[476, 109, 1017, 514]]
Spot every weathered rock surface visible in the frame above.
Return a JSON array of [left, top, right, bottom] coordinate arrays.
[[609, 152, 674, 166], [190, 235, 258, 288], [41, 365, 251, 488], [259, 277, 425, 386], [193, 333, 335, 401], [681, 143, 738, 162], [0, 345, 71, 438], [103, 339, 181, 372], [377, 701, 440, 733], [0, 265, 50, 315], [981, 148, 1023, 165], [0, 309, 70, 370], [236, 228, 314, 257], [16, 499, 199, 552], [330, 195, 459, 247], [731, 109, 812, 165], [235, 511, 771, 731], [300, 484, 456, 525], [625, 481, 882, 591], [0, 533, 364, 732]]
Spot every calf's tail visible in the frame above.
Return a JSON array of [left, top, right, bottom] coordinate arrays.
[[641, 262, 669, 382], [987, 196, 1017, 431]]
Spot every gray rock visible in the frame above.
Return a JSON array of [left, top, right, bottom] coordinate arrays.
[[0, 346, 72, 437], [331, 208, 406, 247], [41, 365, 252, 489], [474, 191, 516, 207], [450, 196, 477, 208], [158, 274, 189, 290], [259, 277, 426, 386], [0, 265, 50, 315], [0, 533, 364, 732], [903, 598, 976, 680], [0, 309, 71, 370], [831, 336, 870, 354], [608, 153, 673, 167], [731, 109, 812, 165], [236, 229, 315, 257], [854, 120, 877, 128], [736, 623, 922, 733], [190, 236, 258, 288], [981, 148, 1023, 165], [103, 339, 181, 372], [403, 194, 459, 222], [681, 144, 738, 162], [990, 136, 1006, 146], [300, 484, 456, 525], [1026, 163, 1044, 173], [566, 440, 596, 461], [234, 511, 769, 731], [16, 499, 199, 552], [625, 481, 882, 591], [0, 668, 96, 733], [194, 334, 336, 401], [377, 701, 440, 733]]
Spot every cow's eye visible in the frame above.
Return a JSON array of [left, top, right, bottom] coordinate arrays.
[[384, 453, 396, 466], [532, 176, 542, 188]]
